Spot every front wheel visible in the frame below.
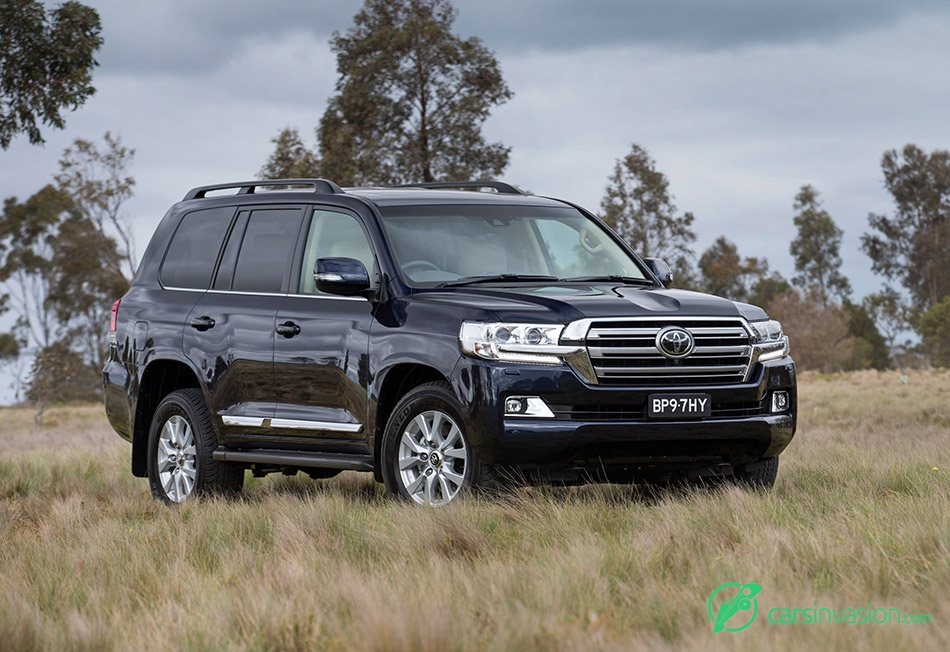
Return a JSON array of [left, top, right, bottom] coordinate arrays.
[[147, 388, 244, 503], [733, 456, 779, 489], [381, 382, 486, 506]]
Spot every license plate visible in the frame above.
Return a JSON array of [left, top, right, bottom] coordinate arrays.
[[647, 393, 711, 419]]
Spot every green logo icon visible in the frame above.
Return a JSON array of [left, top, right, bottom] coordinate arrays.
[[708, 582, 762, 633]]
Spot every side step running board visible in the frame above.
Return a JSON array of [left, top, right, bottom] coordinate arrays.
[[213, 448, 374, 472]]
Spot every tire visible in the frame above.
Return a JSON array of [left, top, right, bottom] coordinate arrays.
[[147, 388, 244, 503], [733, 456, 779, 489], [381, 381, 487, 506]]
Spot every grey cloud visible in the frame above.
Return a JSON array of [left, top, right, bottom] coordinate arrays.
[[86, 0, 949, 75], [454, 0, 950, 53]]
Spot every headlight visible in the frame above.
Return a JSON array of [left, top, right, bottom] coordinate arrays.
[[749, 319, 783, 344], [748, 319, 789, 362], [460, 322, 580, 365]]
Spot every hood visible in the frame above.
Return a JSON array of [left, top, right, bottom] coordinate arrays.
[[412, 284, 765, 323]]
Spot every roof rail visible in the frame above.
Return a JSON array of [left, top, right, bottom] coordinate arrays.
[[395, 180, 526, 195], [183, 178, 344, 201]]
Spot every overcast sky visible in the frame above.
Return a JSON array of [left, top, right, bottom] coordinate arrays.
[[3, 0, 950, 400]]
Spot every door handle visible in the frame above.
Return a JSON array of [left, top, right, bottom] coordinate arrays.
[[189, 316, 215, 331], [276, 321, 301, 338]]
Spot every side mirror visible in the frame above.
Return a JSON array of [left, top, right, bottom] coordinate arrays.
[[644, 257, 673, 285], [314, 257, 371, 296]]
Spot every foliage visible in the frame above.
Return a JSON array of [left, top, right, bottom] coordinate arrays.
[[842, 299, 890, 370], [26, 341, 99, 420], [0, 0, 102, 148], [0, 331, 18, 361], [789, 185, 851, 303], [0, 184, 72, 351], [861, 144, 950, 314], [1, 173, 129, 406], [47, 213, 127, 371], [918, 296, 950, 368], [747, 273, 791, 312], [318, 0, 512, 185], [767, 287, 856, 372], [600, 143, 696, 283], [259, 127, 321, 180], [54, 132, 137, 278], [862, 287, 913, 369], [696, 236, 778, 304]]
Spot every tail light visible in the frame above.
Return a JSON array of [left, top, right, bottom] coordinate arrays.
[[110, 299, 121, 332]]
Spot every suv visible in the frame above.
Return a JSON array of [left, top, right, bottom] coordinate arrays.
[[103, 179, 796, 506]]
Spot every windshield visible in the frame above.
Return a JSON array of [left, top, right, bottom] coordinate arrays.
[[378, 205, 648, 285]]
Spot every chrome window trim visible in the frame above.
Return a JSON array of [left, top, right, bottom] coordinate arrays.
[[158, 286, 367, 302]]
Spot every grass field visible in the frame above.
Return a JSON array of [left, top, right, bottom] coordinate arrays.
[[1, 371, 948, 651]]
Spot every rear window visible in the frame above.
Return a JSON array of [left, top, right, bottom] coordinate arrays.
[[230, 208, 304, 293], [160, 207, 235, 289]]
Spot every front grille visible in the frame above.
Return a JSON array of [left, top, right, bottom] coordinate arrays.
[[586, 318, 753, 386]]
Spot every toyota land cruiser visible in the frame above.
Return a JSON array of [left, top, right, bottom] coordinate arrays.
[[102, 179, 796, 506]]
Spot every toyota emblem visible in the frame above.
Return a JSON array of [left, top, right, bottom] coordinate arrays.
[[656, 327, 695, 359]]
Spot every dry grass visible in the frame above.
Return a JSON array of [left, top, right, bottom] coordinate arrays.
[[1, 371, 948, 651]]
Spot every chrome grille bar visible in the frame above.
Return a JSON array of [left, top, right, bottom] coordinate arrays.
[[585, 317, 754, 386]]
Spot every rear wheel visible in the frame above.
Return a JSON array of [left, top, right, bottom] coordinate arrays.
[[147, 389, 244, 503], [381, 381, 486, 506]]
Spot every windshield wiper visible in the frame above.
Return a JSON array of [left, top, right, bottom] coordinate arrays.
[[436, 274, 560, 288], [561, 275, 656, 285]]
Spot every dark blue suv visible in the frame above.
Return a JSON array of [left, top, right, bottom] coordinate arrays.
[[103, 179, 796, 505]]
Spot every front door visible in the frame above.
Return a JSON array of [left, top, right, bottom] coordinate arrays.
[[272, 208, 376, 452]]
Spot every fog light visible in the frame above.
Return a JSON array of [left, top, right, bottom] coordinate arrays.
[[505, 397, 527, 414], [504, 396, 555, 418], [771, 391, 789, 413]]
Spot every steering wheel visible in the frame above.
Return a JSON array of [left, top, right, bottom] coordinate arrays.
[[579, 227, 604, 254], [402, 260, 441, 276]]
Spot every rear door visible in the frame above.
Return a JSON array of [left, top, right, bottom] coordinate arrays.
[[183, 205, 306, 438]]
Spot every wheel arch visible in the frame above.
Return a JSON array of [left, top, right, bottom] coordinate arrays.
[[132, 358, 203, 477], [372, 363, 449, 481]]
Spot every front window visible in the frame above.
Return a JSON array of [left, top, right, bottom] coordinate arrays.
[[378, 205, 647, 284]]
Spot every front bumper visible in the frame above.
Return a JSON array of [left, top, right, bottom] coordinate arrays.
[[457, 356, 796, 479]]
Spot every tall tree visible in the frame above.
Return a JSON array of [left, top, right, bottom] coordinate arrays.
[[600, 143, 697, 279], [259, 127, 321, 180], [55, 132, 137, 278], [318, 0, 512, 185], [697, 236, 773, 303], [860, 144, 950, 314], [47, 211, 127, 371], [1, 185, 127, 406], [789, 184, 851, 304], [0, 0, 102, 148]]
